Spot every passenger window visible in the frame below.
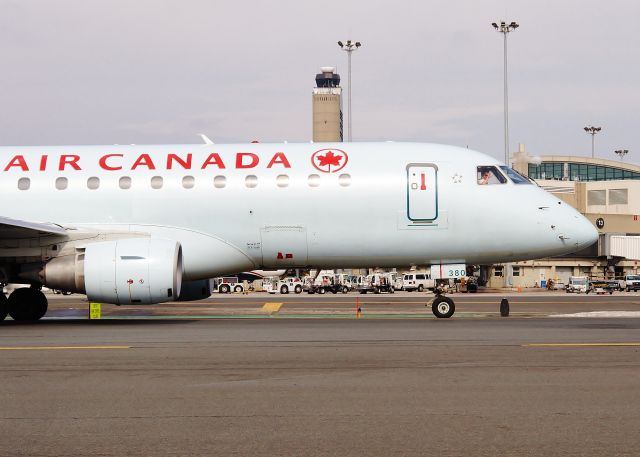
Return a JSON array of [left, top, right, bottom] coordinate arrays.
[[119, 176, 132, 189], [182, 176, 195, 189], [276, 174, 289, 188], [214, 176, 226, 188], [417, 274, 425, 280], [338, 173, 352, 187], [308, 174, 320, 187], [56, 177, 68, 190], [87, 177, 100, 190], [150, 176, 163, 189], [499, 166, 531, 184], [477, 166, 507, 185], [245, 175, 258, 188], [18, 177, 30, 190]]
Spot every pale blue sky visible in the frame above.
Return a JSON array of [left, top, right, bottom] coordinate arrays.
[[0, 0, 637, 162]]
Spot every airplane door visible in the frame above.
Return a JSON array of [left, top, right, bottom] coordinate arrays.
[[407, 164, 438, 221], [261, 225, 309, 267]]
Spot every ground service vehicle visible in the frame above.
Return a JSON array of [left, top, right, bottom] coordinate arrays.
[[358, 273, 396, 294], [588, 279, 617, 294], [264, 277, 303, 294], [620, 275, 640, 292], [401, 273, 435, 292], [566, 276, 588, 293], [0, 141, 598, 321], [212, 277, 244, 294], [304, 272, 350, 294]]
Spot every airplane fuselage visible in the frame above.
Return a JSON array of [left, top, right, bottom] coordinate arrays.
[[0, 142, 597, 281]]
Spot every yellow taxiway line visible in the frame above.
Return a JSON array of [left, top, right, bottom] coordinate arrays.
[[0, 346, 130, 351], [525, 343, 640, 347]]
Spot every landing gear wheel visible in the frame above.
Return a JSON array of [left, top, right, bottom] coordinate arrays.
[[294, 285, 303, 294], [0, 293, 8, 322], [431, 296, 455, 319], [280, 285, 289, 294], [8, 288, 48, 321]]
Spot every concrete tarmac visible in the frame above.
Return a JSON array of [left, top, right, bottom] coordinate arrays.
[[2, 293, 640, 456]]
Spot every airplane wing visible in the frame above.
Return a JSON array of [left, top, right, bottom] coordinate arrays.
[[0, 216, 69, 239]]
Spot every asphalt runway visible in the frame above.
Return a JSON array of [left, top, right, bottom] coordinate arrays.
[[2, 293, 640, 456]]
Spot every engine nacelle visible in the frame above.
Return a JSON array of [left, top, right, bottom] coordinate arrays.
[[84, 238, 183, 304], [42, 238, 183, 305]]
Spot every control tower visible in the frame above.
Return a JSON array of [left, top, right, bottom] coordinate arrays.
[[312, 67, 343, 142]]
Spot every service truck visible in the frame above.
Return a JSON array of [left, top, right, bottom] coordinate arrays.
[[264, 277, 303, 294], [212, 276, 244, 294], [620, 274, 640, 292], [358, 273, 396, 294], [566, 276, 588, 294]]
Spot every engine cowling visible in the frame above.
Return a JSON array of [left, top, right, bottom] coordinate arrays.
[[84, 238, 183, 304], [42, 238, 183, 305]]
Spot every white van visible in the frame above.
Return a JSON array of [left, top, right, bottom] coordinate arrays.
[[401, 273, 435, 292]]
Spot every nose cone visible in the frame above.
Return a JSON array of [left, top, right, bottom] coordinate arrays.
[[573, 214, 599, 250]]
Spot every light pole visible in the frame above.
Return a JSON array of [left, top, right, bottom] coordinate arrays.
[[492, 21, 519, 166], [614, 149, 628, 161], [584, 126, 602, 158], [338, 40, 361, 142]]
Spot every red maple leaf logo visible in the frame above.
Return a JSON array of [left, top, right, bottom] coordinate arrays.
[[311, 148, 348, 173], [317, 151, 342, 168]]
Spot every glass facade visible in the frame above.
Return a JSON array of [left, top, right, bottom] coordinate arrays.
[[528, 162, 640, 182]]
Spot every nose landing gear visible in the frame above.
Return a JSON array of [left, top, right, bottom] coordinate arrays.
[[427, 286, 456, 318]]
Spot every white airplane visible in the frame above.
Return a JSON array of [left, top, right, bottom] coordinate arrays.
[[0, 142, 597, 321]]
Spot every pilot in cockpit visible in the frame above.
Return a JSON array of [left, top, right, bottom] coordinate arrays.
[[478, 168, 492, 185]]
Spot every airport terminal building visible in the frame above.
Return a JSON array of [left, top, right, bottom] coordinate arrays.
[[487, 145, 640, 288]]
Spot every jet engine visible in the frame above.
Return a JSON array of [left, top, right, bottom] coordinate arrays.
[[42, 238, 183, 305]]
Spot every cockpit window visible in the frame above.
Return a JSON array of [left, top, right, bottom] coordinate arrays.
[[500, 166, 532, 184], [477, 166, 507, 185]]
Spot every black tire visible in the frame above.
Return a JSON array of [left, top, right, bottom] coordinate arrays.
[[626, 287, 630, 292], [219, 284, 230, 294], [431, 296, 455, 318], [318, 288, 326, 295], [374, 287, 380, 294], [8, 288, 48, 321], [389, 287, 395, 294], [0, 293, 8, 322], [234, 285, 243, 293], [280, 285, 289, 295], [360, 290, 367, 294], [417, 284, 424, 292], [342, 286, 349, 294]]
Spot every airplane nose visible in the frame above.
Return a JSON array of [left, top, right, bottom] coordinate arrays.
[[572, 214, 599, 250]]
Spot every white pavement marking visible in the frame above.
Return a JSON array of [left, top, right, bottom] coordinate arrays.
[[551, 311, 640, 318]]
